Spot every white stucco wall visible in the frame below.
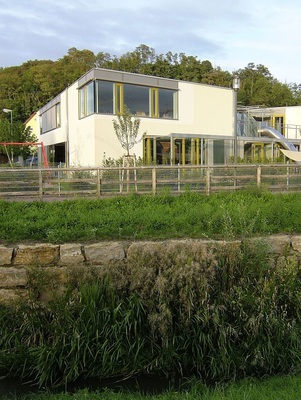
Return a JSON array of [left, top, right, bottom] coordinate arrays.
[[285, 107, 301, 140]]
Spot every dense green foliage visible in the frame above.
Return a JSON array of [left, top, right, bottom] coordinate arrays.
[[1, 190, 301, 244], [0, 119, 37, 160], [1, 45, 301, 126]]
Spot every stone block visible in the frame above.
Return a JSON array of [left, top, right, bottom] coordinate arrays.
[[0, 246, 13, 265], [291, 236, 301, 254], [0, 267, 27, 287], [60, 244, 84, 265], [266, 235, 291, 254], [84, 242, 126, 265], [13, 244, 60, 266], [0, 288, 27, 304]]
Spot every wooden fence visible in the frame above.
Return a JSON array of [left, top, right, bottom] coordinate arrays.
[[0, 163, 300, 200]]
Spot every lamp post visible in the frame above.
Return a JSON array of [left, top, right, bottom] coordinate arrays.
[[3, 108, 13, 161], [233, 76, 240, 163]]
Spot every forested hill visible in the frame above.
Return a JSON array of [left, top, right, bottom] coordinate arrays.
[[1, 44, 301, 123]]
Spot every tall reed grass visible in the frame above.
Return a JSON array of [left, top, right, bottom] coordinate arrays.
[[1, 237, 301, 388]]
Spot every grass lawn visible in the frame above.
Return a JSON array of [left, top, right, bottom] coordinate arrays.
[[1, 189, 301, 244], [2, 375, 301, 399]]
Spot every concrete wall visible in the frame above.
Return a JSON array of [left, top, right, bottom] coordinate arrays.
[[1, 235, 300, 304]]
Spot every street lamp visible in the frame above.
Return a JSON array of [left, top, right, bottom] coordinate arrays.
[[232, 76, 240, 163], [2, 108, 13, 161]]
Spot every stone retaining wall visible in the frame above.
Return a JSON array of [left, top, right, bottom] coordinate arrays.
[[1, 235, 301, 303]]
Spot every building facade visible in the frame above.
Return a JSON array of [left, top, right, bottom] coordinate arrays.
[[36, 68, 237, 166], [35, 68, 301, 167]]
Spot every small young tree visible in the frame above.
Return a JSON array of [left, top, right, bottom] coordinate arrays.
[[112, 106, 146, 157]]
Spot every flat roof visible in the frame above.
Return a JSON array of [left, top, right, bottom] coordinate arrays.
[[78, 68, 179, 90]]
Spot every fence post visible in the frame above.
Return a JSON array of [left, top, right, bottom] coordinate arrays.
[[152, 167, 157, 194], [119, 168, 123, 193], [257, 165, 261, 187], [38, 169, 43, 200], [97, 169, 101, 198], [234, 166, 237, 188], [206, 167, 211, 195]]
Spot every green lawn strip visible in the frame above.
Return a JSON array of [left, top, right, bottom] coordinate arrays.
[[2, 375, 301, 399], [1, 190, 301, 244]]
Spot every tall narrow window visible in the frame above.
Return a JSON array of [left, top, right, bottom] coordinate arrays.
[[96, 81, 114, 114], [79, 81, 95, 118], [159, 89, 177, 119], [56, 103, 61, 127], [86, 82, 95, 116], [79, 87, 85, 118]]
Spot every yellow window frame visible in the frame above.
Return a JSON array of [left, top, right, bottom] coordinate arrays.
[[114, 83, 124, 114], [150, 88, 159, 118], [271, 114, 286, 137]]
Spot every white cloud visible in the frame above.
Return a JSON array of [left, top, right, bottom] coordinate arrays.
[[0, 0, 300, 83]]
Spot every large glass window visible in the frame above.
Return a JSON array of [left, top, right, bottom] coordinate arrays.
[[79, 80, 178, 119], [79, 81, 95, 118], [41, 103, 61, 134], [96, 81, 114, 114], [159, 89, 177, 119], [150, 88, 177, 119], [124, 84, 150, 117]]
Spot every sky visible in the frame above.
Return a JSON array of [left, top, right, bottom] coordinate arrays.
[[1, 0, 301, 84]]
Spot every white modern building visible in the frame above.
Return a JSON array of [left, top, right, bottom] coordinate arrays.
[[36, 68, 238, 166], [35, 68, 301, 166]]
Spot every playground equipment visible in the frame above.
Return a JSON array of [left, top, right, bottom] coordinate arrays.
[[0, 142, 49, 168], [258, 127, 298, 152]]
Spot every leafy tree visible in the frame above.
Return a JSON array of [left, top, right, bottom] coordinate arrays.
[[0, 119, 37, 160], [235, 63, 296, 107], [288, 83, 301, 104], [55, 48, 97, 89], [201, 67, 232, 87], [112, 106, 146, 156], [95, 51, 112, 68]]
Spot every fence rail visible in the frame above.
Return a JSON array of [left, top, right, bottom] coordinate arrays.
[[0, 163, 301, 200]]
